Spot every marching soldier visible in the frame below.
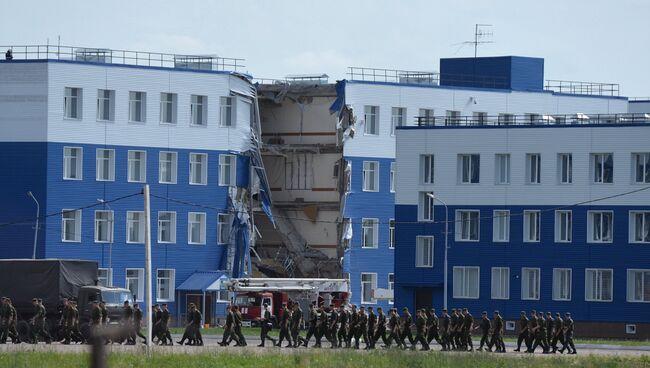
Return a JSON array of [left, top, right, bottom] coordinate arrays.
[[514, 311, 529, 352], [354, 307, 368, 349], [366, 306, 377, 349], [30, 298, 52, 344], [7, 299, 20, 344], [489, 310, 505, 353], [546, 312, 555, 351], [291, 302, 305, 347], [258, 303, 277, 347], [448, 308, 458, 350], [160, 304, 172, 345], [232, 305, 245, 347], [373, 307, 388, 347], [461, 308, 474, 351], [121, 300, 135, 345], [384, 308, 403, 349], [400, 307, 414, 348], [413, 309, 429, 351], [277, 304, 293, 347], [133, 303, 147, 344], [559, 312, 576, 354], [476, 311, 490, 351], [314, 305, 328, 348], [302, 303, 318, 347], [90, 301, 102, 336], [346, 304, 358, 348], [60, 299, 75, 344], [218, 305, 238, 346], [551, 312, 565, 353], [327, 304, 339, 348], [426, 308, 441, 347], [439, 309, 451, 351], [336, 305, 348, 348]]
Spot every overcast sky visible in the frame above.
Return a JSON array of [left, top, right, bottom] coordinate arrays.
[[2, 0, 648, 96]]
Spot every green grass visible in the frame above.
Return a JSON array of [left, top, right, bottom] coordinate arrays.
[[1, 351, 649, 368]]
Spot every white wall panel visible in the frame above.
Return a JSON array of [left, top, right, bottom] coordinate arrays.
[[0, 63, 48, 142]]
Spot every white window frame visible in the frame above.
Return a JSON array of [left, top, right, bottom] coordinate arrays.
[[587, 211, 614, 243], [552, 268, 572, 301], [492, 210, 510, 242], [61, 209, 81, 242], [473, 111, 487, 125], [96, 89, 115, 122], [419, 192, 434, 222], [390, 161, 395, 193], [188, 212, 207, 245], [419, 108, 434, 125], [219, 154, 237, 187], [391, 107, 406, 135], [360, 272, 377, 304], [585, 268, 613, 302], [189, 153, 208, 185], [128, 91, 146, 123], [592, 153, 614, 184], [64, 87, 82, 119], [495, 154, 510, 185], [158, 151, 178, 184], [555, 210, 572, 243], [388, 219, 395, 249], [634, 153, 650, 184], [63, 147, 83, 180], [388, 273, 394, 304], [361, 218, 379, 249], [97, 268, 113, 287], [217, 213, 232, 244], [126, 268, 145, 302], [498, 113, 513, 125], [453, 266, 480, 299], [190, 94, 208, 126], [363, 105, 379, 135], [157, 211, 177, 244], [526, 153, 541, 184], [421, 154, 435, 184], [558, 153, 573, 184], [156, 269, 175, 302], [219, 96, 235, 127], [127, 150, 147, 183], [415, 236, 434, 268], [455, 210, 480, 242], [491, 267, 510, 300], [362, 161, 379, 192], [521, 267, 541, 300], [126, 211, 145, 244], [95, 148, 115, 182], [94, 210, 114, 243], [523, 210, 541, 243], [159, 92, 177, 124], [630, 211, 650, 244], [459, 154, 480, 184], [627, 269, 650, 303], [445, 110, 461, 125]]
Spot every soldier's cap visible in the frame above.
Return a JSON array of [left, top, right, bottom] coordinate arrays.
[[430, 308, 436, 312], [32, 298, 38, 302], [520, 311, 526, 315], [565, 312, 571, 316], [402, 307, 408, 311], [451, 308, 456, 311], [546, 312, 552, 315], [482, 311, 487, 315], [462, 308, 468, 312], [531, 310, 536, 313], [92, 300, 99, 304], [367, 306, 373, 310], [123, 300, 130, 305], [556, 312, 561, 316], [442, 308, 447, 312], [162, 303, 167, 307], [494, 310, 500, 314], [38, 298, 43, 303]]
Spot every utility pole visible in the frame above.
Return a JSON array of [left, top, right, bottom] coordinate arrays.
[[27, 191, 39, 259], [143, 185, 152, 353]]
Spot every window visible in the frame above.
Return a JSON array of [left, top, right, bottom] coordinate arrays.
[[524, 113, 541, 124], [219, 154, 237, 186], [492, 210, 510, 242], [415, 236, 433, 267], [585, 269, 613, 302], [421, 155, 434, 184], [473, 111, 487, 125], [491, 267, 510, 299], [127, 151, 146, 183], [128, 91, 146, 122], [361, 218, 379, 248], [391, 107, 406, 135], [419, 192, 434, 222], [388, 219, 395, 249], [190, 95, 207, 126], [523, 211, 541, 242], [592, 153, 614, 183], [445, 110, 461, 125], [526, 154, 541, 184], [459, 154, 480, 184], [64, 87, 82, 119], [159, 151, 178, 184], [419, 108, 434, 125], [160, 93, 177, 124], [456, 210, 480, 241], [285, 153, 312, 190], [553, 268, 572, 301], [126, 269, 145, 301], [588, 211, 613, 243], [495, 154, 510, 184], [126, 211, 145, 244], [217, 213, 232, 244], [96, 149, 115, 181], [157, 211, 176, 243], [364, 105, 379, 135], [559, 154, 572, 184], [61, 209, 81, 242], [390, 162, 395, 193], [521, 268, 540, 300], [189, 153, 208, 185], [220, 96, 235, 127], [361, 273, 377, 304], [555, 210, 572, 243], [94, 210, 113, 243], [497, 113, 513, 125], [453, 266, 480, 299], [634, 153, 650, 183], [63, 147, 82, 180], [362, 161, 379, 192], [388, 273, 394, 304], [96, 89, 115, 121], [156, 269, 175, 302], [188, 212, 206, 245], [97, 268, 112, 287], [627, 269, 650, 302], [630, 211, 650, 243]]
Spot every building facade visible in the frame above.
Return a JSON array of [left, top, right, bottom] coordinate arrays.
[[0, 46, 269, 324], [332, 56, 629, 310], [394, 116, 650, 338]]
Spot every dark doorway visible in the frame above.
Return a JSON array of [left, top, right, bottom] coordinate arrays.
[[186, 293, 213, 325], [415, 288, 433, 311]]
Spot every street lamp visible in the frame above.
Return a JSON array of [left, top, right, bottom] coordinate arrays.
[[27, 191, 39, 259], [97, 198, 113, 286], [426, 192, 449, 310]]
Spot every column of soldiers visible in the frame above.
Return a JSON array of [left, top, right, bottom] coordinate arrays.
[[0, 297, 20, 344], [514, 310, 577, 354]]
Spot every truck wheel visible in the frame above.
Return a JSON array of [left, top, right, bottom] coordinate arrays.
[[17, 320, 31, 343]]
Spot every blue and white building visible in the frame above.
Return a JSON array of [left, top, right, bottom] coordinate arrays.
[[0, 45, 272, 324], [332, 56, 631, 311]]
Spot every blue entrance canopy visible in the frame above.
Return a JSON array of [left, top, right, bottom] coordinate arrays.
[[177, 271, 227, 292]]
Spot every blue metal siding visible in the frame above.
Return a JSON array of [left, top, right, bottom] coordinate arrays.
[[395, 204, 650, 323], [440, 56, 544, 91]]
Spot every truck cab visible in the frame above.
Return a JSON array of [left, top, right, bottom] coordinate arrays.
[[77, 286, 133, 323]]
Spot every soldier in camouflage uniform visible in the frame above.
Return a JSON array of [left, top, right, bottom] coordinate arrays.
[[413, 309, 430, 351]]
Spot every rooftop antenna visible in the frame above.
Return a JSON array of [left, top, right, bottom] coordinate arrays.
[[463, 24, 494, 57]]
